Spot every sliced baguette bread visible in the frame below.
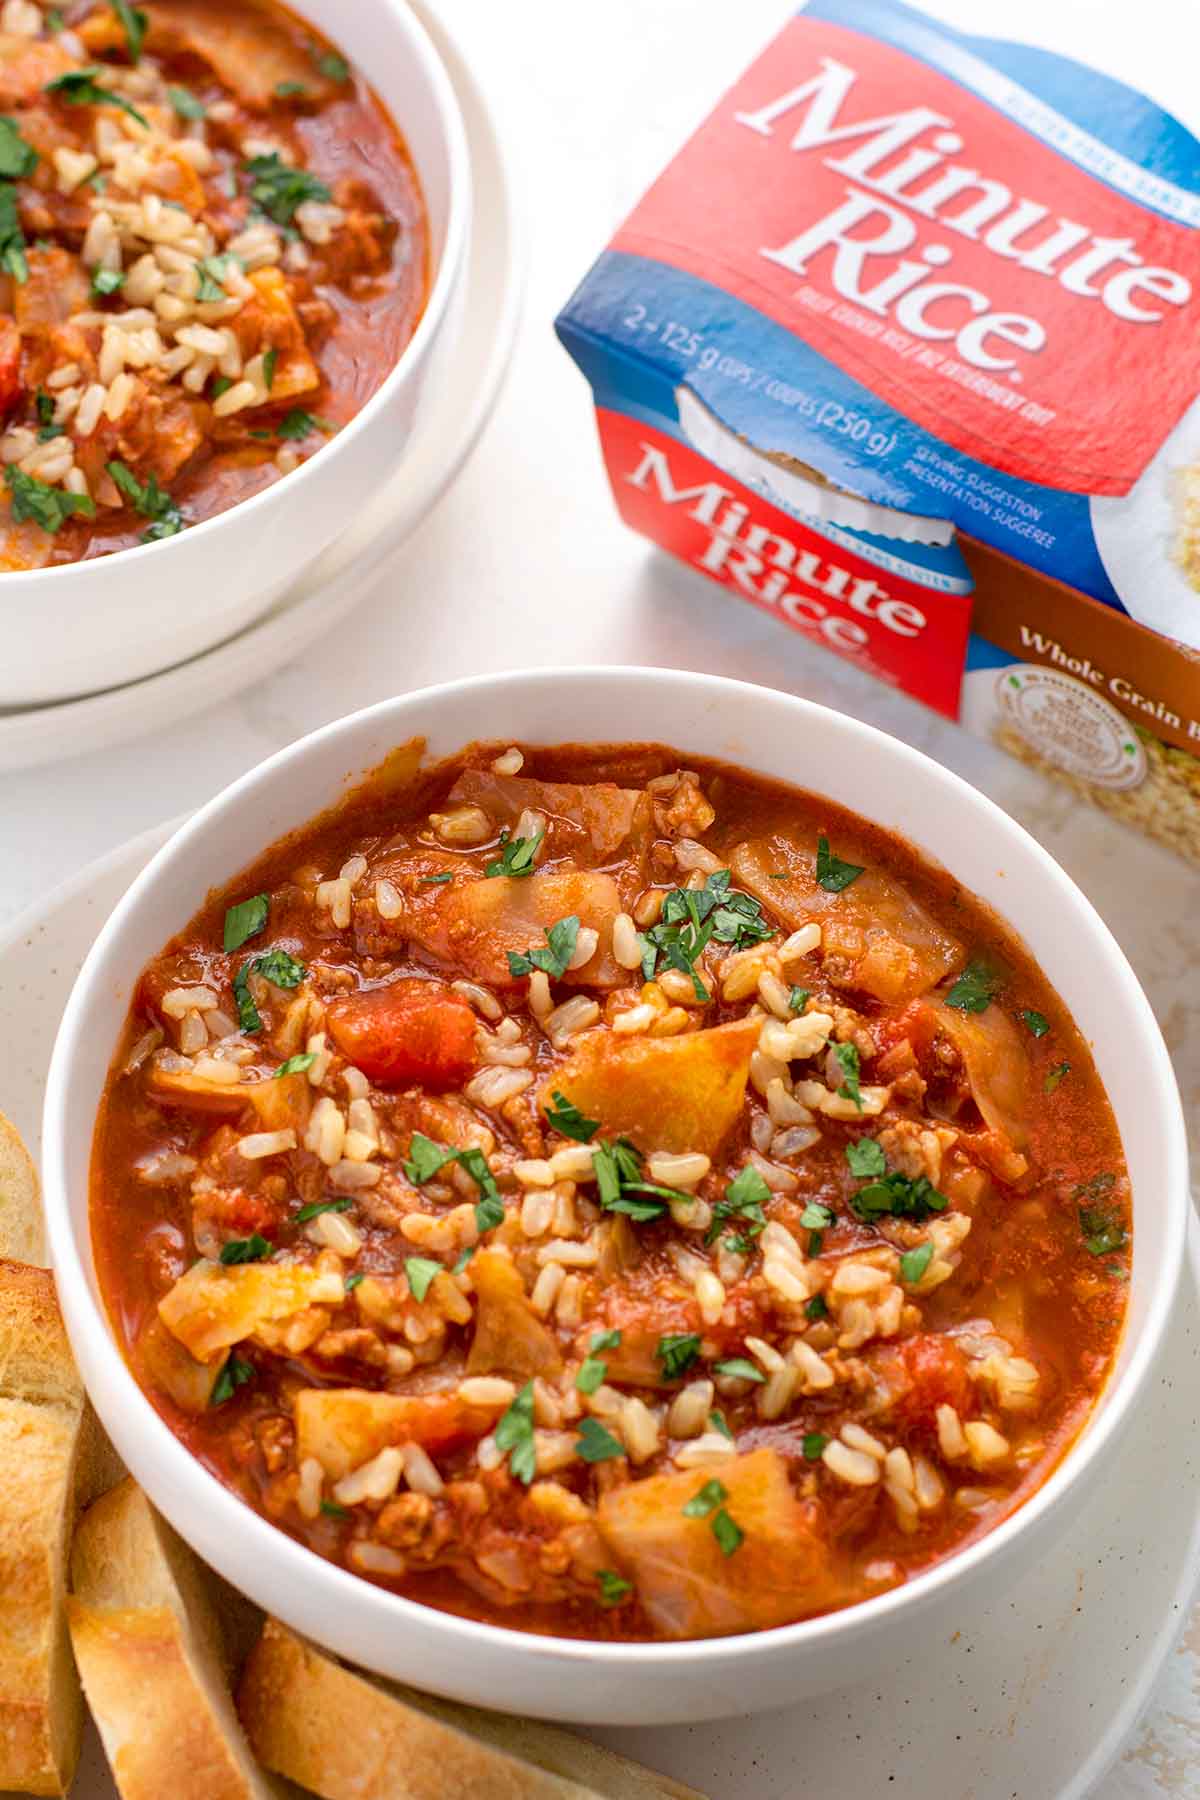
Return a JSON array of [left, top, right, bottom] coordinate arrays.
[[68, 1478, 295, 1800], [238, 1617, 707, 1800], [0, 1110, 45, 1266], [0, 1255, 118, 1796]]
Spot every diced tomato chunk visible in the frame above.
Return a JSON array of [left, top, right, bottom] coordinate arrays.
[[0, 316, 19, 419], [325, 979, 477, 1090], [887, 1334, 974, 1430]]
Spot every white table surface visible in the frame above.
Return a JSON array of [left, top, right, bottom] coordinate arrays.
[[1, 1, 1197, 1792]]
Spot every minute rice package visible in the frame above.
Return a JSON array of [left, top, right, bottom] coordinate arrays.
[[556, 0, 1200, 864]]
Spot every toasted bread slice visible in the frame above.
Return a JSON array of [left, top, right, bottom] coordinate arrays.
[[0, 1254, 119, 1796], [68, 1479, 291, 1800], [238, 1617, 707, 1800], [0, 1110, 45, 1266]]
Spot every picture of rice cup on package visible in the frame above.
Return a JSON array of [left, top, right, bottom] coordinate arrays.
[[1090, 391, 1200, 654], [961, 662, 1200, 865], [675, 387, 953, 545]]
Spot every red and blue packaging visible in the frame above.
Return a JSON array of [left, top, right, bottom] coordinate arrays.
[[557, 0, 1200, 863]]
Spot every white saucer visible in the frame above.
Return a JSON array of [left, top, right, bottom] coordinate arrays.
[[0, 0, 523, 775], [0, 820, 1197, 1800]]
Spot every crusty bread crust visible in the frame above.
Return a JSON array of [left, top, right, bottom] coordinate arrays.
[[0, 1395, 84, 1797], [0, 1118, 122, 1796], [68, 1480, 288, 1800], [0, 1242, 124, 1798], [0, 1112, 45, 1267], [238, 1618, 707, 1800]]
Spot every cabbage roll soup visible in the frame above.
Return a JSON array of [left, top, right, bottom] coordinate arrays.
[[91, 743, 1130, 1642], [0, 0, 426, 566]]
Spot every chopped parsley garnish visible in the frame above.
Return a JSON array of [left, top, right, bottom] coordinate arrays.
[[232, 965, 260, 1033], [344, 1271, 364, 1292], [404, 1256, 441, 1302], [262, 347, 278, 390], [294, 1196, 353, 1223], [815, 835, 864, 892], [485, 827, 543, 878], [830, 1040, 862, 1110], [1075, 1173, 1126, 1256], [544, 1091, 599, 1142], [574, 1360, 606, 1395], [945, 959, 999, 1013], [577, 1327, 622, 1393], [709, 1409, 733, 1440], [5, 465, 94, 531], [195, 252, 236, 302], [231, 945, 305, 1034], [316, 49, 350, 81], [899, 1241, 934, 1285], [851, 1169, 948, 1221], [275, 408, 332, 440], [789, 986, 809, 1014], [243, 151, 331, 225], [276, 1052, 315, 1077], [507, 913, 579, 980], [91, 266, 124, 296], [711, 1509, 744, 1557], [640, 870, 772, 998], [1079, 1206, 1126, 1256], [0, 117, 38, 180], [210, 375, 233, 399], [681, 1479, 743, 1554], [219, 1233, 273, 1265], [713, 1357, 764, 1384], [113, 0, 147, 62], [451, 1247, 475, 1275], [495, 1381, 536, 1486], [1044, 1061, 1071, 1094], [681, 1478, 727, 1519], [34, 390, 62, 441], [1020, 1008, 1050, 1038], [596, 1570, 631, 1606], [805, 1293, 829, 1322], [45, 7, 65, 28], [402, 1132, 504, 1234], [319, 1499, 348, 1519], [403, 1131, 456, 1185], [591, 1138, 679, 1222], [799, 1201, 835, 1232], [845, 1137, 886, 1179], [656, 1333, 701, 1380], [419, 871, 452, 885], [210, 1353, 254, 1406], [168, 85, 205, 119], [576, 1417, 624, 1463], [223, 893, 269, 952], [275, 80, 307, 98], [45, 68, 148, 129], [802, 1431, 828, 1460], [0, 182, 26, 283], [106, 459, 184, 540], [705, 1163, 770, 1247]]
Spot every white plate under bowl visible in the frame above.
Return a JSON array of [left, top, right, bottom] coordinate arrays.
[[0, 0, 522, 774], [3, 829, 1198, 1793]]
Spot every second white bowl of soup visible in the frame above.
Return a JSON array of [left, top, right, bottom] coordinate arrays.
[[0, 0, 469, 705], [43, 668, 1188, 1721]]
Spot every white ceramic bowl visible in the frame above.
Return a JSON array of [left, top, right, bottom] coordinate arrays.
[[1, 0, 470, 708], [42, 669, 1190, 1726]]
